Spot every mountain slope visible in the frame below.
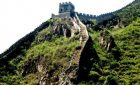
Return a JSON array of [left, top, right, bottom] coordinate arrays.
[[114, 0, 140, 26], [0, 16, 99, 85], [0, 0, 140, 85], [87, 18, 140, 85], [96, 0, 140, 28]]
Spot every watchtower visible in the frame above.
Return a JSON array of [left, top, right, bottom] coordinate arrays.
[[59, 2, 75, 14]]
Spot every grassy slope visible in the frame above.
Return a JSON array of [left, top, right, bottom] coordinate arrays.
[[112, 19, 140, 84], [88, 18, 140, 85], [0, 23, 80, 84]]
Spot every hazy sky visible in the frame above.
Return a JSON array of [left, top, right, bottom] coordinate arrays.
[[0, 0, 134, 53]]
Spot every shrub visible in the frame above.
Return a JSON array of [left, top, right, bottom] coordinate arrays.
[[89, 71, 100, 82], [103, 75, 119, 85], [110, 61, 120, 69]]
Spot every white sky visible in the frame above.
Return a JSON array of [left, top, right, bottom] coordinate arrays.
[[0, 0, 134, 54]]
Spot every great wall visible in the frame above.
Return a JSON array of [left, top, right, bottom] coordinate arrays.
[[52, 2, 96, 22]]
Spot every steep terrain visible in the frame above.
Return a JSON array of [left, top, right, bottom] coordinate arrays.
[[0, 0, 140, 85], [0, 15, 99, 85], [87, 18, 140, 85], [95, 0, 140, 30]]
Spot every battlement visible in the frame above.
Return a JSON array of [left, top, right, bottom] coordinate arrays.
[[59, 2, 74, 6], [76, 12, 96, 22], [59, 2, 75, 13]]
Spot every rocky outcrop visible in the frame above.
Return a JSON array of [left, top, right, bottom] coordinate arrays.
[[50, 15, 88, 42], [99, 30, 121, 60], [99, 30, 116, 52]]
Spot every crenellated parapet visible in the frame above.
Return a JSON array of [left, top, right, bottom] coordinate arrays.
[[76, 12, 96, 22], [59, 2, 74, 7], [59, 2, 75, 13]]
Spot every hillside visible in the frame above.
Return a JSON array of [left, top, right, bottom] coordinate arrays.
[[0, 16, 99, 85], [0, 0, 140, 85], [96, 0, 140, 28], [87, 18, 140, 85], [114, 0, 140, 26]]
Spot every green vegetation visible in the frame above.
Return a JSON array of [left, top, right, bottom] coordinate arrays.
[[0, 0, 140, 84], [80, 18, 140, 85], [20, 37, 79, 66], [114, 0, 140, 26], [0, 24, 80, 84], [96, 0, 140, 28]]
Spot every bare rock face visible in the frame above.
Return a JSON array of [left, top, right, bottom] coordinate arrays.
[[99, 30, 116, 52], [51, 16, 89, 42], [99, 30, 121, 60]]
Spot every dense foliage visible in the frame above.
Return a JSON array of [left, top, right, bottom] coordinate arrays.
[[80, 18, 140, 85]]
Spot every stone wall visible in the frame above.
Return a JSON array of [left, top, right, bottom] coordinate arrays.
[[59, 2, 75, 13], [52, 12, 75, 19], [52, 2, 96, 22], [76, 12, 96, 22]]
